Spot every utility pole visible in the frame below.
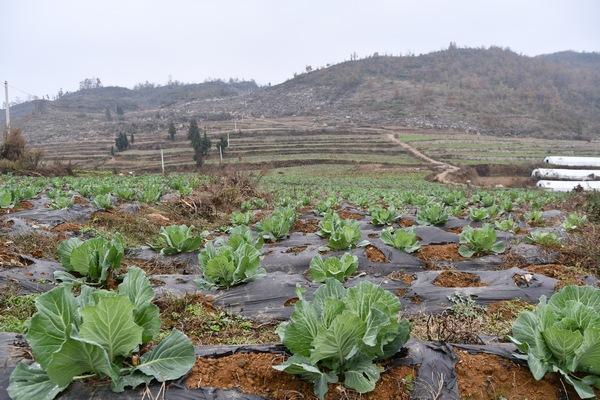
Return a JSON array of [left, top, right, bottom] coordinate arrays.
[[227, 131, 230, 147], [219, 145, 223, 164], [160, 147, 165, 174], [4, 81, 10, 139]]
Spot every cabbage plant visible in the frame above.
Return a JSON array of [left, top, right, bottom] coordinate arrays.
[[256, 207, 296, 242], [92, 193, 114, 210], [227, 225, 264, 251], [563, 213, 588, 232], [511, 285, 600, 398], [458, 224, 506, 258], [309, 253, 358, 282], [416, 202, 448, 226], [55, 234, 124, 285], [468, 207, 489, 222], [495, 217, 519, 233], [380, 227, 420, 253], [326, 219, 368, 250], [7, 267, 195, 400], [0, 187, 16, 208], [49, 195, 74, 210], [274, 279, 411, 399], [197, 232, 265, 288], [155, 224, 205, 255], [230, 210, 252, 226], [317, 210, 342, 238], [525, 230, 560, 247], [525, 210, 544, 226], [369, 205, 400, 226]]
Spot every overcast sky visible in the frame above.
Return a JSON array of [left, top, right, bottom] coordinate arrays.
[[1, 0, 599, 102]]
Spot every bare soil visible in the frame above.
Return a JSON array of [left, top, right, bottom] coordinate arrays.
[[417, 244, 463, 262], [51, 222, 82, 233], [433, 270, 485, 287], [525, 264, 587, 290], [387, 271, 415, 285], [186, 352, 414, 400], [456, 351, 588, 400], [338, 210, 364, 220], [365, 244, 387, 262], [292, 219, 319, 233]]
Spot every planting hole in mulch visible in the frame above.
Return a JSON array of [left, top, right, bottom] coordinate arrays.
[[365, 244, 387, 262], [417, 243, 463, 262], [455, 350, 588, 400], [387, 271, 415, 285], [398, 218, 415, 227], [524, 264, 586, 290], [338, 210, 363, 220], [433, 270, 485, 287], [284, 245, 308, 255], [186, 352, 415, 400], [447, 226, 463, 234], [51, 222, 82, 233], [293, 218, 319, 233]]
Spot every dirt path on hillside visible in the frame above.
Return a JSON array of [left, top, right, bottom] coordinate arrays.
[[385, 132, 461, 185]]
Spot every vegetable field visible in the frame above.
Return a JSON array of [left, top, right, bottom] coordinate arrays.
[[1, 168, 599, 400]]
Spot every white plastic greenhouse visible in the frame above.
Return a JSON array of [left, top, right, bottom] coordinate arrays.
[[535, 157, 600, 191]]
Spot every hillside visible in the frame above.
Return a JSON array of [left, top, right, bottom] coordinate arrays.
[[242, 47, 600, 137], [3, 47, 600, 149]]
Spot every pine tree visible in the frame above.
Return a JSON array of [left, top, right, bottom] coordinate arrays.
[[115, 132, 129, 151], [201, 132, 211, 156], [188, 119, 203, 166], [130, 132, 135, 145], [168, 122, 176, 141], [116, 105, 124, 120]]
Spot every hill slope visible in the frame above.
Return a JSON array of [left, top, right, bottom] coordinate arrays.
[[243, 47, 600, 137], [3, 47, 600, 145]]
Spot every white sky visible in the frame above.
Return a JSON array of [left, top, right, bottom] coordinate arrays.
[[1, 0, 599, 102]]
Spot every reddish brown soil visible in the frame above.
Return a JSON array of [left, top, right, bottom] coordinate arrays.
[[51, 223, 82, 233], [338, 210, 363, 220], [1, 200, 34, 214], [456, 351, 590, 400], [186, 353, 414, 400], [293, 219, 319, 233], [447, 226, 463, 234], [417, 243, 463, 262], [387, 271, 415, 285], [365, 245, 387, 262], [433, 270, 485, 287], [284, 245, 308, 255], [525, 264, 586, 290], [73, 195, 89, 205], [398, 218, 415, 228], [486, 299, 533, 320], [367, 232, 378, 239]]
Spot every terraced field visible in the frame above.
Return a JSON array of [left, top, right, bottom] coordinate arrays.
[[394, 131, 600, 166], [39, 125, 423, 171]]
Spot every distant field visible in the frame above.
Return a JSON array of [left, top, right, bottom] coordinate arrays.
[[394, 131, 600, 166]]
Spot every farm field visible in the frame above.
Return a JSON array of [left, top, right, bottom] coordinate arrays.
[[393, 131, 600, 166], [1, 167, 599, 400]]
